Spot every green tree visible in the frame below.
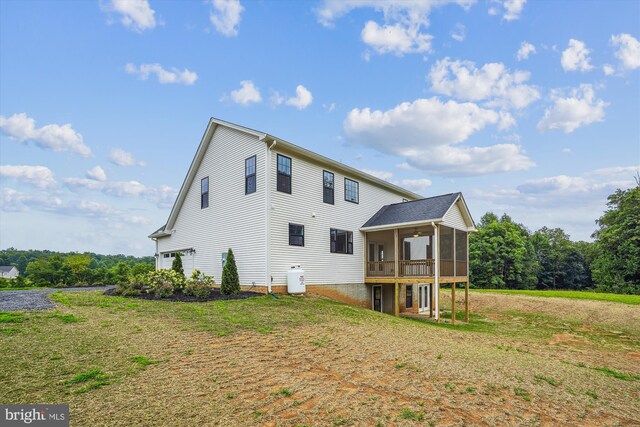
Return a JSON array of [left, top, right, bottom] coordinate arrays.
[[172, 253, 184, 276], [220, 248, 240, 295], [531, 228, 591, 290], [470, 213, 538, 289], [591, 184, 640, 294], [64, 254, 92, 285]]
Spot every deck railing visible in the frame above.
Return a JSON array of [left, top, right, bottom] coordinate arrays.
[[366, 259, 437, 277], [366, 261, 395, 277], [399, 259, 434, 277]]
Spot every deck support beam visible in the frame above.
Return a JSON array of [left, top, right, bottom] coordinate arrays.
[[465, 280, 469, 322], [394, 281, 399, 317], [451, 282, 456, 325]]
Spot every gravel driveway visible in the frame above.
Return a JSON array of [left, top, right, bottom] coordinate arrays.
[[0, 286, 113, 311]]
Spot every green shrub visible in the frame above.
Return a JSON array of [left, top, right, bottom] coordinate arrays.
[[184, 269, 216, 299], [145, 269, 184, 298], [172, 253, 184, 276], [221, 249, 240, 295], [114, 275, 145, 296]]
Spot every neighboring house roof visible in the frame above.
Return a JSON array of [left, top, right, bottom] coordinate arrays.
[[0, 266, 17, 273], [151, 117, 424, 237], [361, 192, 476, 231]]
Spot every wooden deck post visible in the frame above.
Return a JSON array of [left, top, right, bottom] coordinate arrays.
[[394, 281, 399, 316], [429, 284, 434, 318], [451, 282, 456, 325], [393, 228, 399, 278], [465, 280, 469, 323]]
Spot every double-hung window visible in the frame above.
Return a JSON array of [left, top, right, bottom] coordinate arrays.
[[277, 154, 292, 194], [201, 177, 209, 209], [344, 178, 359, 204], [323, 171, 334, 204], [330, 228, 353, 254], [245, 155, 256, 194], [289, 223, 304, 247]]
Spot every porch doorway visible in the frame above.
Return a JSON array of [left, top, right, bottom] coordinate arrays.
[[418, 284, 431, 313], [372, 285, 383, 312]]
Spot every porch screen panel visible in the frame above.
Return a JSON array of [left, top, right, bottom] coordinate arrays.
[[455, 229, 467, 276], [439, 226, 454, 276]]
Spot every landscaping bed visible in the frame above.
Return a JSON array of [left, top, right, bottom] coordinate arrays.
[[104, 287, 263, 302]]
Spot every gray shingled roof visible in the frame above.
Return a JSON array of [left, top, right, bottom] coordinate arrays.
[[0, 266, 16, 273], [362, 193, 461, 228]]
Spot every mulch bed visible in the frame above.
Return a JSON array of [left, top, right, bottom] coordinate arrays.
[[103, 287, 264, 302]]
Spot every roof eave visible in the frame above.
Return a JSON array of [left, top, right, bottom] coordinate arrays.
[[360, 218, 444, 232]]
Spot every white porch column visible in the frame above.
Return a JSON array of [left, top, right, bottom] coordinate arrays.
[[434, 224, 440, 321]]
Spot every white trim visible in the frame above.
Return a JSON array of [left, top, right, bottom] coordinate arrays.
[[360, 218, 443, 232]]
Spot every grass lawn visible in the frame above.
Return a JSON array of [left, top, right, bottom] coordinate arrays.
[[1, 290, 639, 426], [472, 289, 640, 305]]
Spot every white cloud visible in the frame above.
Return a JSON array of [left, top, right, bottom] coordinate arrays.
[[561, 39, 594, 72], [397, 178, 432, 192], [517, 175, 591, 194], [125, 63, 198, 85], [611, 33, 640, 70], [344, 97, 533, 176], [361, 21, 432, 55], [537, 84, 607, 133], [109, 148, 146, 167], [0, 165, 57, 189], [468, 169, 636, 240], [0, 187, 153, 226], [590, 165, 640, 177], [323, 102, 336, 112], [450, 23, 465, 42], [428, 58, 540, 109], [360, 168, 394, 181], [315, 1, 473, 57], [63, 177, 177, 209], [562, 148, 572, 153], [228, 80, 262, 105], [208, 0, 244, 37], [285, 85, 313, 110], [0, 188, 62, 212], [488, 0, 526, 21], [516, 41, 536, 60], [102, 0, 156, 32], [396, 162, 412, 170], [603, 64, 615, 76], [86, 166, 107, 182], [0, 113, 91, 157]]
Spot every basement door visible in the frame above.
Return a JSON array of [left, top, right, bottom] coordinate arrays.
[[372, 286, 383, 312], [418, 284, 431, 313]]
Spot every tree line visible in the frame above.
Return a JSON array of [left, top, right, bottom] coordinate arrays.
[[470, 183, 639, 294], [0, 249, 154, 288]]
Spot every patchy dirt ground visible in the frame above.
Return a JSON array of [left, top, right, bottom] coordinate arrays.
[[2, 291, 639, 426]]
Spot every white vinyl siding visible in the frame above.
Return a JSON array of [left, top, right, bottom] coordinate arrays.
[[269, 149, 412, 286], [442, 200, 468, 231], [157, 125, 266, 283]]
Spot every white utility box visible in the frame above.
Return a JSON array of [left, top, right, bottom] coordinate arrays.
[[286, 265, 305, 294]]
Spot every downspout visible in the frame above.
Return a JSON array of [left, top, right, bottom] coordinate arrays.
[[153, 238, 159, 270], [432, 221, 439, 321], [265, 138, 277, 293]]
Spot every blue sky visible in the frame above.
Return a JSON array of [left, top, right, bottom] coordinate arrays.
[[1, 0, 639, 256]]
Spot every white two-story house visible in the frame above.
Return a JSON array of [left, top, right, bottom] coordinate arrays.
[[149, 118, 476, 318]]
